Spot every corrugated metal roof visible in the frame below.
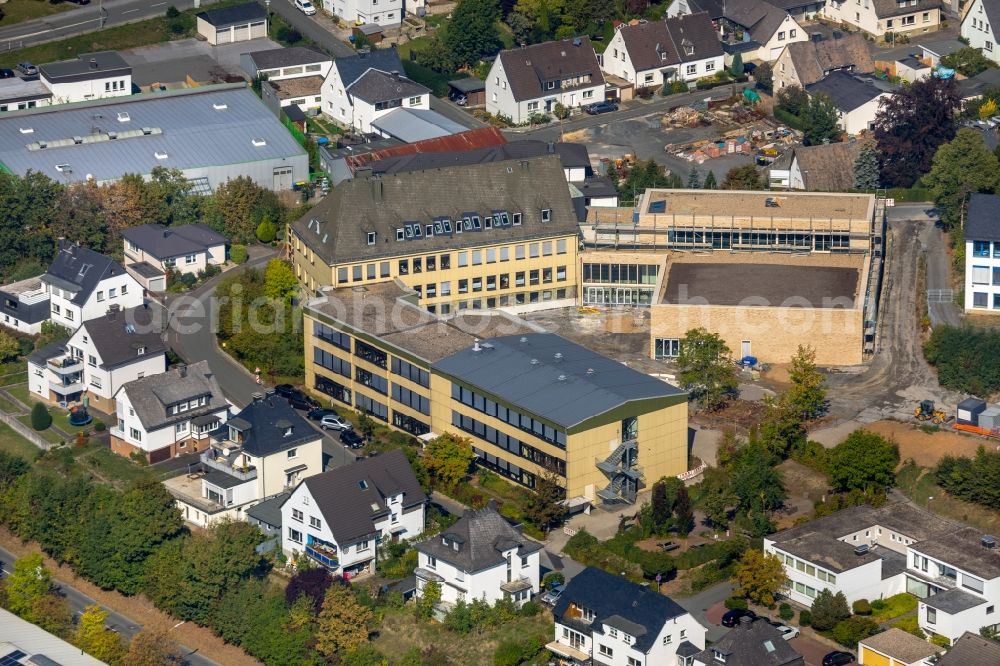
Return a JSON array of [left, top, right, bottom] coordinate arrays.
[[370, 107, 466, 142], [0, 84, 305, 183]]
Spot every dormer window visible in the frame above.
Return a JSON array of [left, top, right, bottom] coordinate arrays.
[[366, 231, 376, 245], [358, 479, 368, 490], [546, 81, 556, 90], [285, 426, 293, 436], [661, 51, 668, 60], [685, 45, 695, 56], [396, 228, 405, 241], [713, 650, 727, 663], [137, 346, 145, 356], [541, 209, 551, 222]]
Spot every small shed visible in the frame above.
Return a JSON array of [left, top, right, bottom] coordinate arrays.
[[979, 406, 1000, 431], [895, 56, 931, 84], [196, 2, 268, 46], [957, 397, 987, 426], [353, 23, 383, 44], [447, 77, 486, 106]]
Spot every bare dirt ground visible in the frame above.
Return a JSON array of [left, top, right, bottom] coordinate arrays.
[[774, 460, 831, 529], [0, 527, 261, 666], [865, 419, 999, 467]]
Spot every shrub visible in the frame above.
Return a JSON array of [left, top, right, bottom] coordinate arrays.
[[93, 420, 105, 432], [553, 103, 570, 120], [930, 633, 952, 648], [852, 599, 872, 615], [779, 603, 794, 621], [30, 403, 51, 431], [230, 245, 248, 264], [519, 601, 541, 617], [542, 572, 565, 588], [165, 5, 181, 18], [891, 615, 926, 639], [799, 609, 812, 626], [833, 616, 879, 646], [725, 597, 749, 610], [811, 589, 851, 631], [255, 218, 277, 243], [494, 635, 543, 666]]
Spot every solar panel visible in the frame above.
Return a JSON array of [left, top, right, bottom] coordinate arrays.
[[0, 650, 28, 666]]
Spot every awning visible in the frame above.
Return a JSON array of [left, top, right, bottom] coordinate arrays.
[[546, 641, 590, 662], [284, 464, 308, 474], [192, 413, 221, 427]]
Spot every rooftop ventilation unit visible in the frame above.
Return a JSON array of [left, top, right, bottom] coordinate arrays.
[[530, 358, 539, 365], [982, 535, 997, 549], [154, 151, 169, 160], [19, 127, 33, 134], [55, 164, 71, 173], [73, 136, 83, 145], [107, 131, 117, 140], [117, 112, 130, 122], [37, 141, 47, 149], [854, 544, 870, 556], [141, 127, 153, 135], [251, 138, 267, 147], [213, 103, 228, 110]]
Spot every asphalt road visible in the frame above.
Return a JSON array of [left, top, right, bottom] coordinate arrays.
[[263, 0, 354, 58], [0, 0, 230, 52], [0, 546, 216, 666]]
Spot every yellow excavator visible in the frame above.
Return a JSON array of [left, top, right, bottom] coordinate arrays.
[[914, 400, 948, 424]]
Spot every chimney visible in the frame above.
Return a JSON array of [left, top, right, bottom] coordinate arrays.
[[547, 141, 555, 154], [473, 338, 481, 352], [391, 70, 400, 80], [739, 616, 752, 627], [251, 391, 264, 403], [90, 58, 98, 69], [177, 364, 187, 378]]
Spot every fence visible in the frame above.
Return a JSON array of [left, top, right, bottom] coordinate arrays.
[[677, 462, 707, 482], [0, 412, 52, 451]]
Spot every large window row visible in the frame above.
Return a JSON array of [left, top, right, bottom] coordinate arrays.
[[472, 446, 536, 489], [355, 340, 387, 369], [356, 394, 388, 421], [663, 230, 851, 250], [391, 357, 429, 388], [775, 550, 836, 584], [392, 384, 430, 415], [654, 338, 680, 359], [453, 411, 566, 476], [451, 384, 566, 448], [582, 263, 658, 285], [393, 411, 430, 436], [430, 288, 573, 313], [356, 367, 388, 394], [315, 376, 351, 405], [314, 348, 351, 378], [313, 322, 351, 351], [583, 287, 654, 306]]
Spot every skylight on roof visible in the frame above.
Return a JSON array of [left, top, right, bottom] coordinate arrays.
[[358, 479, 368, 490]]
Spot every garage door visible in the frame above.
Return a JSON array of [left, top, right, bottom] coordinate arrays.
[[216, 28, 232, 44], [149, 446, 172, 464], [859, 646, 890, 666], [233, 24, 250, 41], [250, 21, 267, 38], [273, 166, 294, 190]]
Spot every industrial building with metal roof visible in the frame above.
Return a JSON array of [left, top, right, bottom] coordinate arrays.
[[0, 84, 307, 190]]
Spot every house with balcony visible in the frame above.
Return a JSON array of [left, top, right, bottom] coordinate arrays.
[[0, 276, 50, 335], [110, 361, 229, 463], [414, 502, 542, 608], [27, 304, 165, 412], [122, 223, 227, 292], [280, 448, 426, 578], [41, 240, 143, 330], [164, 390, 322, 527], [547, 566, 706, 666]]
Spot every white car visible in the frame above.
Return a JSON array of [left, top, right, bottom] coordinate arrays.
[[773, 624, 800, 641], [320, 414, 352, 431], [294, 0, 317, 14]]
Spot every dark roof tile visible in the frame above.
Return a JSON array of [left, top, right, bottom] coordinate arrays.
[[196, 2, 267, 28], [228, 395, 319, 458], [691, 617, 804, 666], [81, 305, 166, 370], [936, 632, 1000, 666], [805, 70, 884, 112], [43, 240, 130, 306], [619, 13, 722, 72], [966, 193, 1000, 243], [497, 38, 605, 102], [414, 506, 542, 573], [347, 69, 429, 104], [122, 223, 226, 260], [247, 46, 330, 70]]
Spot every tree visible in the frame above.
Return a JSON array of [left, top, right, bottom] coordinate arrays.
[[730, 52, 744, 78], [524, 471, 566, 532], [262, 259, 298, 302], [729, 442, 786, 514], [74, 606, 126, 665], [810, 589, 851, 631], [617, 160, 671, 205], [553, 103, 570, 120], [341, 647, 391, 666], [206, 176, 283, 243], [832, 615, 879, 646], [675, 328, 739, 411], [0, 450, 30, 488], [316, 584, 373, 659], [651, 477, 672, 529], [852, 143, 881, 190], [703, 170, 718, 189], [828, 429, 900, 493], [874, 76, 960, 187], [981, 98, 999, 120], [416, 580, 441, 619], [444, 0, 502, 68], [922, 128, 1000, 229], [802, 94, 841, 145], [674, 485, 694, 534], [941, 46, 997, 77], [757, 395, 806, 459], [30, 402, 51, 431], [505, 11, 534, 45], [123, 628, 182, 666], [255, 217, 277, 243], [777, 85, 809, 117], [755, 62, 773, 92], [786, 345, 827, 420], [230, 244, 248, 264], [721, 164, 764, 190], [285, 568, 334, 613], [687, 167, 701, 189], [733, 549, 786, 606], [422, 433, 475, 489], [0, 330, 19, 362]]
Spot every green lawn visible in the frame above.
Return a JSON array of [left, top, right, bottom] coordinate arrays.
[[0, 0, 74, 27], [54, 410, 99, 436], [0, 393, 21, 415], [872, 593, 918, 623], [0, 421, 41, 461], [18, 414, 64, 445], [0, 371, 28, 387], [5, 384, 31, 408], [78, 447, 154, 486]]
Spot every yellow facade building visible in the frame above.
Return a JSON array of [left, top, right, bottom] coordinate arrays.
[[303, 281, 689, 503], [288, 154, 581, 314]]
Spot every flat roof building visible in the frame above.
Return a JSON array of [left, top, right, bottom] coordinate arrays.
[[0, 84, 307, 191], [0, 608, 105, 665]]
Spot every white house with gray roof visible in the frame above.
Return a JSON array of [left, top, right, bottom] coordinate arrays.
[[0, 77, 52, 114], [963, 0, 1000, 64], [240, 46, 333, 82], [414, 503, 542, 607], [321, 49, 430, 133], [122, 223, 227, 292], [692, 616, 803, 666], [963, 193, 1000, 313], [39, 51, 132, 105], [320, 0, 403, 29], [41, 240, 143, 330], [280, 448, 426, 577], [111, 361, 229, 463]]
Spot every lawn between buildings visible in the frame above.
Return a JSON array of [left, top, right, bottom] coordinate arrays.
[[0, 0, 73, 27]]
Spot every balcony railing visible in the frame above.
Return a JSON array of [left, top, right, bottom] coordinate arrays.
[[47, 356, 82, 374], [199, 449, 257, 481], [49, 377, 83, 394], [305, 540, 339, 569]]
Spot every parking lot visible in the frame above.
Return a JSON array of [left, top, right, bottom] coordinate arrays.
[[120, 37, 280, 88]]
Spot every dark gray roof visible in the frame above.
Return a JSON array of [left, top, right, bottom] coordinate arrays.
[[911, 526, 1000, 580], [691, 617, 804, 666], [577, 176, 619, 199], [291, 154, 579, 265], [39, 51, 131, 83], [347, 69, 429, 104], [432, 333, 685, 430], [497, 37, 605, 102], [196, 2, 267, 28], [872, 0, 941, 18], [936, 632, 1000, 666], [553, 567, 688, 653], [230, 395, 319, 458], [414, 505, 542, 573], [247, 492, 289, 528], [43, 241, 129, 306], [367, 140, 591, 176], [247, 46, 330, 70], [662, 262, 860, 307], [27, 337, 70, 365], [723, 0, 791, 42], [774, 531, 879, 573], [82, 305, 167, 370], [806, 71, 884, 112], [122, 223, 226, 260], [296, 449, 426, 545], [119, 361, 228, 432], [959, 68, 1000, 99], [923, 587, 986, 614], [677, 641, 701, 657], [618, 12, 723, 72], [334, 48, 406, 87], [448, 77, 485, 93], [129, 262, 164, 279], [966, 193, 1000, 242], [204, 469, 248, 489]]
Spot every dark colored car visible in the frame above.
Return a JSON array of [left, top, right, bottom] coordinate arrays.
[[340, 429, 365, 449], [307, 407, 338, 421], [287, 392, 320, 410], [274, 384, 296, 398], [585, 100, 619, 115], [720, 609, 757, 627], [822, 652, 855, 666], [0, 69, 14, 79]]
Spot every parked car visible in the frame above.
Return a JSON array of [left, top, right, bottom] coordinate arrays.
[[822, 651, 855, 666], [16, 62, 37, 76], [274, 384, 296, 398], [541, 583, 564, 606], [720, 609, 757, 627], [772, 624, 799, 641], [307, 407, 338, 421], [287, 392, 320, 410], [294, 0, 317, 14], [0, 69, 14, 79], [320, 414, 352, 431], [585, 100, 618, 115], [340, 429, 364, 448]]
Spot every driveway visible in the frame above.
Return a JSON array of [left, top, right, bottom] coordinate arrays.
[[265, 0, 354, 58]]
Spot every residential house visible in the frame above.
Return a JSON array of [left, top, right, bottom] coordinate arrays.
[[110, 361, 229, 463], [0, 77, 52, 113], [691, 616, 804, 666], [547, 566, 706, 666], [196, 2, 268, 45], [320, 0, 403, 29], [670, 0, 809, 62], [39, 51, 132, 104], [0, 276, 50, 335], [602, 13, 725, 90], [414, 503, 541, 607], [767, 140, 868, 190], [41, 241, 144, 330], [240, 46, 333, 82], [963, 0, 1000, 65], [858, 628, 941, 666], [164, 390, 323, 527], [822, 0, 942, 39], [247, 491, 288, 538], [322, 48, 430, 133], [805, 70, 891, 135], [27, 304, 166, 412], [122, 223, 227, 292], [964, 193, 1000, 313], [774, 34, 875, 90], [280, 448, 426, 577], [486, 38, 607, 124], [935, 631, 1000, 666]]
